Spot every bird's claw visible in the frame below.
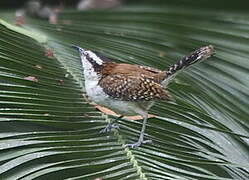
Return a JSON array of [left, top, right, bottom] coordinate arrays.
[[99, 123, 119, 133], [125, 139, 152, 148]]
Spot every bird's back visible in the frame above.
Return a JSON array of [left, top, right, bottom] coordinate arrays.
[[99, 62, 171, 101]]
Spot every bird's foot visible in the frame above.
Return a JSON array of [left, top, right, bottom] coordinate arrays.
[[99, 123, 119, 133], [125, 139, 152, 148]]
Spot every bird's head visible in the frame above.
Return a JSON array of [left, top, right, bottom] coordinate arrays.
[[72, 45, 111, 79]]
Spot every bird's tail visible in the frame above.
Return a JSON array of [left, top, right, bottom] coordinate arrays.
[[161, 45, 215, 86]]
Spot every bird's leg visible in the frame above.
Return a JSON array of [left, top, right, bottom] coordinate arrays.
[[125, 114, 152, 148], [99, 115, 123, 133]]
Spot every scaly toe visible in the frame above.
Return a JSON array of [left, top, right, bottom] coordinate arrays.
[[142, 139, 152, 144], [99, 123, 119, 133], [125, 139, 152, 148], [125, 142, 141, 148]]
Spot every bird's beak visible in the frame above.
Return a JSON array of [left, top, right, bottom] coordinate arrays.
[[72, 45, 86, 55]]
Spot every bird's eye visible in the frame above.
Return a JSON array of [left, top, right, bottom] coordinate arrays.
[[82, 50, 86, 53], [83, 51, 90, 56]]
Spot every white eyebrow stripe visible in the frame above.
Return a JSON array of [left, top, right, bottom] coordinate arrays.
[[85, 50, 103, 65]]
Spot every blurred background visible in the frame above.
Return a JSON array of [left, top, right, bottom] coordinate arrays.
[[1, 0, 249, 9]]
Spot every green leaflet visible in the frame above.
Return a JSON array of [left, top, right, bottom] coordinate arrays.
[[0, 19, 47, 43]]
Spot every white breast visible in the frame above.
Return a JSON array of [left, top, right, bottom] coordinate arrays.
[[85, 79, 154, 116], [85, 79, 108, 104]]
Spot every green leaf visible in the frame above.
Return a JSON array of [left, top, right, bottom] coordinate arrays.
[[0, 19, 47, 43], [0, 1, 249, 179]]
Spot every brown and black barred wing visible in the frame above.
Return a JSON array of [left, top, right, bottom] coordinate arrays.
[[98, 74, 171, 101]]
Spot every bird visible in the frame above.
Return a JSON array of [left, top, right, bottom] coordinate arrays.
[[72, 45, 215, 148]]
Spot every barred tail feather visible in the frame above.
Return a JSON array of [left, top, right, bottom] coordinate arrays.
[[161, 45, 215, 86]]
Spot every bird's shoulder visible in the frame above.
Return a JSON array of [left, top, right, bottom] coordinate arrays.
[[102, 62, 164, 82]]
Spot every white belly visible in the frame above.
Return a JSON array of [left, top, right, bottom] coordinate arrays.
[[85, 79, 154, 116]]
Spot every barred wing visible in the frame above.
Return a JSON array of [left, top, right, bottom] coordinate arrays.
[[98, 74, 171, 101]]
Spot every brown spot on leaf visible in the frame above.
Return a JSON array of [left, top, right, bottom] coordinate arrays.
[[45, 49, 54, 58], [15, 16, 24, 26], [95, 105, 155, 120], [24, 76, 38, 82], [58, 79, 64, 85]]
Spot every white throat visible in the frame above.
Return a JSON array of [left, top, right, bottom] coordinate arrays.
[[80, 51, 103, 81]]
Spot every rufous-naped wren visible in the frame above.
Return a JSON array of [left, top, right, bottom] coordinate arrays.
[[73, 45, 214, 148]]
